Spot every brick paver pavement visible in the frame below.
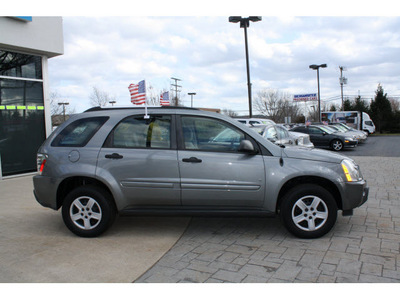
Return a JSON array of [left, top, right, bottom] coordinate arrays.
[[136, 156, 400, 283]]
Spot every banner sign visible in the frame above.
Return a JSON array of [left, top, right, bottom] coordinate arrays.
[[293, 94, 317, 102]]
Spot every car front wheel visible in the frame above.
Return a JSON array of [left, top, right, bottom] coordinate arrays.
[[62, 186, 116, 237], [280, 184, 338, 239], [331, 139, 343, 151]]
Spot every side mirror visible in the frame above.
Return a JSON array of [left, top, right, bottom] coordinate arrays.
[[238, 140, 257, 154]]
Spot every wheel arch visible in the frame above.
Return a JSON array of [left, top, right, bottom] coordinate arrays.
[[276, 176, 342, 213], [56, 176, 115, 210]]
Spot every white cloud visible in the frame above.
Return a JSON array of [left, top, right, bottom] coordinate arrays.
[[48, 16, 400, 114]]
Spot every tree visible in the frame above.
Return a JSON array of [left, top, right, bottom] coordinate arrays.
[[89, 86, 115, 107], [254, 89, 300, 123], [353, 96, 370, 113], [342, 99, 353, 111], [369, 84, 392, 133], [49, 91, 75, 127], [222, 109, 238, 117]]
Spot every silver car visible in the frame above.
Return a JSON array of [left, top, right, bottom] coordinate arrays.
[[33, 107, 368, 238], [257, 124, 314, 148]]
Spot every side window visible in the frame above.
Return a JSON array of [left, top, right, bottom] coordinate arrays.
[[51, 117, 109, 147], [106, 115, 171, 149], [264, 127, 278, 141], [276, 126, 289, 139], [181, 116, 245, 152], [293, 127, 306, 133], [249, 121, 261, 125], [308, 127, 322, 135]]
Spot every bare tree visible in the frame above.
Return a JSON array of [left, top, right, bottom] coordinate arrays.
[[222, 109, 238, 117], [255, 89, 300, 123], [50, 91, 75, 116], [89, 86, 115, 107]]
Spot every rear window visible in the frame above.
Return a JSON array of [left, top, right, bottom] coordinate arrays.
[[51, 117, 108, 147]]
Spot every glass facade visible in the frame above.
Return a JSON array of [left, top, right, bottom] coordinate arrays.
[[0, 50, 45, 176]]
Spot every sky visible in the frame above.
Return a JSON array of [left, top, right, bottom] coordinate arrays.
[[10, 1, 400, 115]]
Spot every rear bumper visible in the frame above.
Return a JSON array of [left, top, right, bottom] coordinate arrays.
[[33, 175, 59, 210]]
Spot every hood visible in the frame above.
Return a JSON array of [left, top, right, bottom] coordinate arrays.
[[282, 146, 346, 163]]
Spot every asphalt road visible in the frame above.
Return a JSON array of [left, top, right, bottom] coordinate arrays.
[[338, 135, 400, 157]]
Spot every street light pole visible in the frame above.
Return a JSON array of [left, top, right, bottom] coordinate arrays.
[[229, 16, 262, 118], [243, 23, 252, 118], [309, 64, 327, 122], [188, 92, 196, 108]]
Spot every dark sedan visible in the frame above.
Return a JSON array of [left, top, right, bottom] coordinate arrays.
[[290, 125, 358, 151]]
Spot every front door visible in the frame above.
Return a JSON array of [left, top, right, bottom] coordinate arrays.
[[178, 115, 265, 207]]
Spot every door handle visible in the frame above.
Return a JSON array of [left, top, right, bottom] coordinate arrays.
[[105, 153, 124, 159], [182, 157, 202, 163]]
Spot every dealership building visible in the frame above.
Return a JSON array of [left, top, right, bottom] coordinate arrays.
[[0, 17, 63, 178]]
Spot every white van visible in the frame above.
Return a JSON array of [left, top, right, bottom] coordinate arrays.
[[235, 118, 276, 127]]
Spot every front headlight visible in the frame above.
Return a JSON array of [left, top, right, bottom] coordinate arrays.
[[296, 136, 304, 145], [345, 138, 354, 142], [341, 159, 362, 182]]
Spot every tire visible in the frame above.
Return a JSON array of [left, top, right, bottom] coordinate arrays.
[[331, 139, 343, 151], [280, 184, 338, 239], [62, 186, 116, 237]]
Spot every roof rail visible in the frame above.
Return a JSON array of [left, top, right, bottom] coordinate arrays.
[[83, 106, 199, 113]]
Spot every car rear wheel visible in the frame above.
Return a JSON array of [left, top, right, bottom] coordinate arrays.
[[62, 186, 116, 237], [280, 184, 338, 239], [331, 139, 343, 151]]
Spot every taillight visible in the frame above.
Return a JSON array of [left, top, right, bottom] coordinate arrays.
[[37, 154, 48, 175]]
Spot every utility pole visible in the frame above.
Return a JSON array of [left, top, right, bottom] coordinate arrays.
[[170, 77, 182, 106], [58, 102, 69, 122], [339, 66, 347, 111]]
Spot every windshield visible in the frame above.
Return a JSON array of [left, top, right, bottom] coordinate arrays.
[[339, 123, 351, 130], [319, 126, 335, 134], [331, 126, 346, 133]]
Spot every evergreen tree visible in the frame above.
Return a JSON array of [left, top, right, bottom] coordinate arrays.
[[353, 96, 370, 113], [342, 99, 353, 111], [370, 84, 392, 133]]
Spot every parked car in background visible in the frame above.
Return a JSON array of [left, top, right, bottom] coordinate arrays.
[[252, 124, 314, 148], [235, 118, 275, 127], [288, 130, 314, 148], [329, 122, 367, 143], [33, 107, 368, 239], [290, 125, 358, 151]]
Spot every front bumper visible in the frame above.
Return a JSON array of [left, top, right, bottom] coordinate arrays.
[[344, 140, 358, 148], [341, 179, 369, 211]]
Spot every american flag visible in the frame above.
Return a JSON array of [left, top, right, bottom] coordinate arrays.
[[160, 91, 170, 106], [306, 120, 311, 126], [129, 80, 146, 105]]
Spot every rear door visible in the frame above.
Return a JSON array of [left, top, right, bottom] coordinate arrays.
[[96, 114, 180, 207], [177, 115, 265, 207]]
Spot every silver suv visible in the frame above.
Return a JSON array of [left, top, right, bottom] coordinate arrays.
[[33, 107, 369, 238]]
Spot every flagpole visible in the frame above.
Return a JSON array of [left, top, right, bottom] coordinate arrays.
[[144, 93, 149, 119], [144, 79, 149, 119]]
